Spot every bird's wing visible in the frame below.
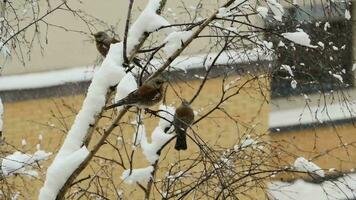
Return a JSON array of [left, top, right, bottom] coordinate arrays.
[[136, 85, 161, 101], [111, 38, 120, 44]]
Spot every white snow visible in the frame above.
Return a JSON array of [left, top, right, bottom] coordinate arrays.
[[293, 157, 325, 177], [127, 0, 170, 53], [157, 105, 175, 132], [345, 9, 351, 20], [317, 41, 324, 49], [39, 147, 89, 200], [141, 126, 174, 164], [281, 64, 293, 77], [2, 150, 52, 177], [21, 139, 27, 146], [0, 97, 3, 133], [291, 79, 297, 89], [282, 29, 317, 48], [216, 7, 229, 18], [40, 42, 126, 200], [267, 0, 284, 21], [256, 6, 269, 18], [352, 63, 356, 71], [0, 67, 96, 91], [163, 31, 193, 56], [332, 74, 343, 83], [114, 73, 138, 111], [121, 166, 154, 184], [324, 22, 330, 31], [268, 173, 356, 200], [234, 136, 257, 150], [278, 41, 285, 47]]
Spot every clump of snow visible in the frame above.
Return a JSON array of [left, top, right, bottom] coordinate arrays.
[[345, 9, 351, 20], [294, 157, 325, 177], [267, 0, 284, 21], [21, 139, 27, 146], [157, 105, 175, 132], [317, 41, 324, 49], [332, 74, 343, 83], [278, 41, 285, 47], [114, 73, 138, 111], [291, 79, 297, 89], [141, 126, 174, 164], [281, 64, 294, 77], [234, 136, 257, 150], [39, 147, 89, 200], [268, 173, 356, 200], [121, 166, 154, 184], [217, 7, 229, 18], [352, 63, 356, 71], [0, 97, 3, 133], [2, 150, 52, 177], [127, 0, 170, 53], [282, 29, 317, 48], [257, 6, 268, 18], [324, 22, 330, 31], [163, 31, 193, 56]]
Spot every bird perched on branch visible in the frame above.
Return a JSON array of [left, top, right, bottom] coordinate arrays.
[[105, 77, 165, 110], [174, 100, 194, 151], [93, 31, 119, 57], [92, 31, 142, 67]]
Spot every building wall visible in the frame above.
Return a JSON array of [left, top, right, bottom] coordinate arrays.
[[1, 76, 270, 199]]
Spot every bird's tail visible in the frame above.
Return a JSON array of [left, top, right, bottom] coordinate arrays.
[[174, 129, 187, 151], [105, 100, 124, 110]]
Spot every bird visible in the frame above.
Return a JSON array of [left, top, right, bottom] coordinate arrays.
[[92, 31, 143, 67], [173, 100, 194, 151], [105, 77, 165, 110], [92, 31, 119, 57]]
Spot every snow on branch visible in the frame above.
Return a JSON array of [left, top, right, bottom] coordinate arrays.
[[127, 0, 170, 53], [282, 29, 317, 48], [39, 43, 126, 199], [121, 166, 154, 184], [120, 105, 175, 185], [141, 126, 174, 164], [163, 31, 193, 56], [294, 157, 325, 177], [1, 150, 52, 177]]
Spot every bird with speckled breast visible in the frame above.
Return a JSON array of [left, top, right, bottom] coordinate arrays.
[[174, 100, 194, 151]]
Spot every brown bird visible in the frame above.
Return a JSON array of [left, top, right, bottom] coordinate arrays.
[[93, 31, 119, 57], [174, 100, 194, 151], [105, 77, 165, 110], [93, 31, 142, 67]]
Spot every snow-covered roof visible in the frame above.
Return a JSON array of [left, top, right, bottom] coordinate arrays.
[[0, 50, 271, 91], [269, 101, 356, 130], [268, 173, 356, 200]]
